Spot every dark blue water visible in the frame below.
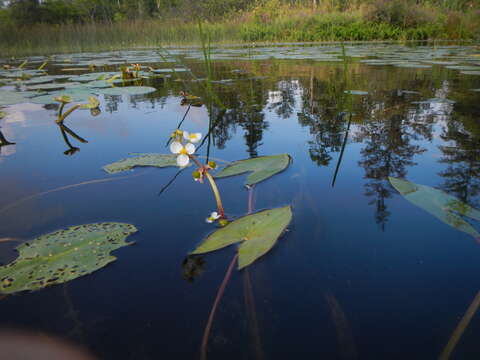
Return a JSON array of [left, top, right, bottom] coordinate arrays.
[[0, 45, 480, 359]]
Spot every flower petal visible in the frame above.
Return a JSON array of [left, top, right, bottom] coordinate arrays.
[[183, 131, 190, 141], [210, 212, 219, 219], [190, 133, 202, 143], [185, 142, 196, 155], [170, 141, 183, 154], [177, 154, 190, 167], [206, 217, 214, 223]]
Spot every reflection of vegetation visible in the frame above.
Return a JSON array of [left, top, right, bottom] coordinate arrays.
[[58, 124, 87, 156], [357, 115, 427, 229], [0, 130, 15, 149], [182, 255, 206, 282], [438, 106, 480, 207]]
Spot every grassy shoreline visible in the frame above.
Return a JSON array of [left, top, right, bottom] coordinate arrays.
[[1, 5, 478, 58]]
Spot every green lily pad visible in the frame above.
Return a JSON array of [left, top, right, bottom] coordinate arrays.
[[395, 63, 432, 69], [103, 153, 179, 174], [389, 177, 480, 239], [26, 82, 80, 91], [191, 206, 292, 269], [460, 71, 480, 76], [215, 154, 291, 186], [344, 90, 368, 95], [99, 86, 156, 96], [0, 222, 137, 294], [29, 89, 96, 104], [0, 91, 30, 106]]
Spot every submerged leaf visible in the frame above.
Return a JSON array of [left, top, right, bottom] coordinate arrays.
[[0, 222, 137, 294], [191, 206, 292, 269], [389, 177, 480, 239], [103, 153, 180, 174], [215, 154, 291, 186]]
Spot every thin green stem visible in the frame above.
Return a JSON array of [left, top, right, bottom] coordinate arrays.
[[189, 155, 225, 217], [57, 104, 80, 124], [205, 171, 225, 217]]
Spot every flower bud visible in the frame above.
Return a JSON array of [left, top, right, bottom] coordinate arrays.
[[218, 219, 229, 227], [192, 170, 201, 179], [208, 160, 217, 169]]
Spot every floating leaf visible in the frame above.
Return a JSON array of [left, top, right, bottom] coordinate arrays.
[[344, 90, 368, 95], [98, 86, 156, 96], [191, 206, 292, 269], [215, 154, 291, 186], [0, 91, 30, 106], [103, 153, 180, 174], [389, 177, 480, 239], [0, 222, 137, 294], [80, 96, 100, 109], [461, 71, 480, 76]]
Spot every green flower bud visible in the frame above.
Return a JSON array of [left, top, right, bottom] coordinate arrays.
[[218, 219, 229, 227], [208, 160, 217, 169], [192, 170, 201, 179]]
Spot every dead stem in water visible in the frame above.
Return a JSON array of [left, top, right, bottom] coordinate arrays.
[[0, 172, 147, 215]]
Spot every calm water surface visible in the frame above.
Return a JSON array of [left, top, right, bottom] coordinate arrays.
[[0, 43, 480, 359]]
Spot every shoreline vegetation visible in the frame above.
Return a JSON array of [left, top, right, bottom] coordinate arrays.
[[0, 0, 479, 57]]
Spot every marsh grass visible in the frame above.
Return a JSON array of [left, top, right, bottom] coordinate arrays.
[[1, 2, 478, 58]]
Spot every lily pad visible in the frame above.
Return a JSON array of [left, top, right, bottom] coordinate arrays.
[[0, 91, 30, 106], [99, 86, 156, 96], [215, 154, 291, 186], [344, 90, 368, 95], [29, 89, 96, 104], [103, 153, 179, 174], [460, 71, 480, 76], [26, 82, 80, 91], [389, 177, 480, 239], [191, 206, 292, 269], [0, 222, 137, 294]]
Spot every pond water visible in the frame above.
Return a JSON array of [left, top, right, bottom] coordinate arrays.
[[0, 43, 480, 359]]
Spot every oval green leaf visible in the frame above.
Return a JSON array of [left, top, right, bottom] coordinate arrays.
[[99, 86, 156, 96], [0, 222, 137, 294], [191, 205, 292, 269], [214, 154, 291, 186], [103, 153, 180, 174], [389, 177, 480, 239]]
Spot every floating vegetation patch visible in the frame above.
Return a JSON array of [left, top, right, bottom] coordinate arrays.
[[26, 82, 80, 91], [344, 90, 368, 95], [98, 86, 156, 96], [103, 153, 180, 174], [0, 222, 137, 294], [389, 177, 480, 239], [0, 91, 33, 106], [394, 63, 432, 69], [460, 71, 480, 76], [191, 206, 292, 269], [29, 89, 96, 104], [215, 154, 291, 186]]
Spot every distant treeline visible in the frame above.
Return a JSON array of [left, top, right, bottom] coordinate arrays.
[[0, 0, 478, 56]]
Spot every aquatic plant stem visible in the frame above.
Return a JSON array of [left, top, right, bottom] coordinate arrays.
[[189, 155, 225, 217], [205, 172, 225, 217], [56, 104, 81, 124], [440, 290, 480, 360], [200, 253, 238, 360]]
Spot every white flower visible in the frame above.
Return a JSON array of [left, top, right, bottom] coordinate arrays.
[[183, 131, 202, 143], [206, 211, 221, 223], [170, 141, 195, 167]]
